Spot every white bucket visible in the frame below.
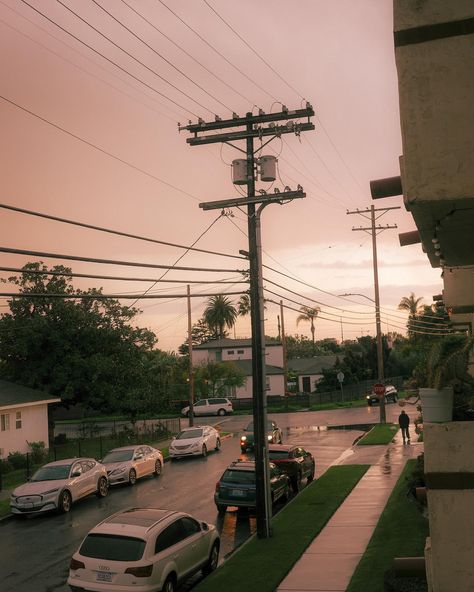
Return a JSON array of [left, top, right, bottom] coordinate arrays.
[[419, 387, 453, 422]]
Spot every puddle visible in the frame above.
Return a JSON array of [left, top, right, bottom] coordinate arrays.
[[327, 423, 374, 432]]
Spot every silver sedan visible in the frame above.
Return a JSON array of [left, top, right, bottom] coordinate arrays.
[[101, 445, 164, 486], [10, 457, 108, 515], [169, 425, 221, 459]]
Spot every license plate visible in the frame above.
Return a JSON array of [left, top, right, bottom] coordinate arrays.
[[231, 489, 245, 497], [96, 572, 112, 582]]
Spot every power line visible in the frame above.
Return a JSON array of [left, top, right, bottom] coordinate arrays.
[[0, 94, 200, 202], [0, 291, 244, 300], [157, 0, 277, 104], [119, 0, 254, 106], [91, 0, 234, 114], [0, 202, 245, 260], [20, 0, 199, 117], [0, 246, 246, 273]]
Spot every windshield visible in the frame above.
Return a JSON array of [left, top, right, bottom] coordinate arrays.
[[222, 469, 255, 484], [176, 429, 203, 440], [31, 465, 71, 482], [245, 420, 275, 432], [268, 450, 290, 460], [102, 450, 134, 463], [80, 534, 146, 561]]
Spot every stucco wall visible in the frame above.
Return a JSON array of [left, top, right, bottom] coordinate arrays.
[[0, 404, 50, 457], [424, 422, 474, 591], [235, 374, 284, 399]]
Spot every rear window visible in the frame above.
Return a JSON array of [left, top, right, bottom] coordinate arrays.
[[268, 450, 290, 460], [210, 398, 229, 404], [245, 420, 274, 431], [79, 534, 146, 561], [222, 469, 255, 484]]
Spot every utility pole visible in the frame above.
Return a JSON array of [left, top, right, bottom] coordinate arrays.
[[280, 301, 288, 397], [187, 285, 194, 427], [347, 205, 399, 423], [180, 105, 314, 538]]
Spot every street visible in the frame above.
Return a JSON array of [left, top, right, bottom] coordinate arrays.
[[0, 404, 414, 592]]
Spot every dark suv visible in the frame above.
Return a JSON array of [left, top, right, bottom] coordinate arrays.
[[240, 419, 282, 453], [214, 460, 290, 514]]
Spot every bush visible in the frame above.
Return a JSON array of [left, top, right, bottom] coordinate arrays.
[[27, 441, 47, 465], [54, 433, 68, 445], [0, 458, 13, 474], [7, 451, 27, 470]]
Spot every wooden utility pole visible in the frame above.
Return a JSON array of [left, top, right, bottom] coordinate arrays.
[[187, 285, 194, 427], [347, 205, 399, 423], [280, 301, 288, 397]]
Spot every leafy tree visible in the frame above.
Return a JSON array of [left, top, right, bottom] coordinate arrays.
[[0, 263, 157, 413], [203, 295, 237, 339], [193, 361, 246, 398], [238, 293, 251, 316], [296, 306, 321, 344], [398, 292, 424, 338], [178, 317, 219, 355]]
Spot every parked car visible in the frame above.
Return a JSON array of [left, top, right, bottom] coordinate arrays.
[[10, 458, 108, 515], [181, 397, 233, 417], [214, 459, 290, 513], [268, 444, 315, 491], [240, 419, 282, 452], [101, 445, 163, 486], [366, 385, 399, 406], [67, 507, 220, 592], [169, 425, 221, 459]]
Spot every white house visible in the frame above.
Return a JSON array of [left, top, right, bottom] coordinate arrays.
[[193, 338, 284, 399], [0, 380, 61, 457], [287, 356, 337, 393]]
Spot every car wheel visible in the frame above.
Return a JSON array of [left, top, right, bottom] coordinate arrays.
[[202, 444, 207, 457], [283, 481, 291, 501], [308, 466, 315, 483], [215, 438, 221, 451], [216, 504, 227, 514], [58, 489, 72, 513], [202, 541, 220, 575], [128, 469, 137, 485], [293, 471, 302, 493], [217, 408, 226, 416], [162, 574, 176, 592], [154, 459, 162, 476], [96, 476, 108, 498]]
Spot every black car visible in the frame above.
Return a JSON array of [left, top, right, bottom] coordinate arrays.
[[366, 385, 398, 406], [268, 444, 315, 492], [240, 419, 283, 453], [214, 459, 290, 513]]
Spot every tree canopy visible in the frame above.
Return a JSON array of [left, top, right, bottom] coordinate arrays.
[[203, 295, 237, 339]]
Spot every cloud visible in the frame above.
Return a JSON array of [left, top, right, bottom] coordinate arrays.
[[298, 259, 430, 270]]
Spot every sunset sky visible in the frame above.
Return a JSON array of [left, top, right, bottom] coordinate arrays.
[[0, 0, 442, 352]]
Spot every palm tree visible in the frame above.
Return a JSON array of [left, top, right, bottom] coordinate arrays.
[[203, 295, 238, 339], [238, 293, 251, 316], [296, 306, 321, 344], [398, 292, 424, 339]]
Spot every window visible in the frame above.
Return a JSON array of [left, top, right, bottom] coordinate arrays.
[[226, 350, 234, 355], [237, 349, 244, 354], [155, 521, 186, 553], [194, 400, 206, 407], [80, 534, 146, 561], [179, 516, 201, 536], [1, 414, 10, 431], [15, 412, 21, 429]]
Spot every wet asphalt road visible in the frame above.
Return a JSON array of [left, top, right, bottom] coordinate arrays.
[[0, 403, 414, 592]]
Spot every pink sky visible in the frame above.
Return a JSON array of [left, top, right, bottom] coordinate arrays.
[[0, 0, 442, 351]]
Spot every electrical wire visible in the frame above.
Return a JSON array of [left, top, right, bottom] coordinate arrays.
[[156, 0, 278, 104], [91, 0, 234, 114], [20, 0, 199, 117], [0, 203, 245, 260], [119, 0, 254, 106], [0, 291, 244, 300], [0, 94, 200, 202], [0, 246, 246, 273]]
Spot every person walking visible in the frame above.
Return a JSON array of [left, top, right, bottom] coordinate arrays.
[[398, 409, 410, 444]]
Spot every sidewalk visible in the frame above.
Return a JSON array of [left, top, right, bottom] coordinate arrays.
[[277, 432, 423, 592]]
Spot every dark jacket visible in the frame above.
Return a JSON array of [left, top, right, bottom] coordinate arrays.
[[398, 412, 410, 428]]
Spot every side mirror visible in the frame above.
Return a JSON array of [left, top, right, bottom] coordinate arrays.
[[134, 454, 143, 460], [71, 471, 81, 478], [201, 522, 209, 531]]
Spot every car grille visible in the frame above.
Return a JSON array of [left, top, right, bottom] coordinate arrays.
[[174, 444, 192, 450], [17, 495, 42, 503]]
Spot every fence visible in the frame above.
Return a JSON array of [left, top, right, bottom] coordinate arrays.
[[0, 417, 181, 491], [309, 375, 405, 406]]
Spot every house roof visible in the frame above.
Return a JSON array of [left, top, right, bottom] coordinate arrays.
[[287, 356, 337, 375], [0, 380, 61, 409], [193, 338, 281, 350], [225, 359, 284, 376]]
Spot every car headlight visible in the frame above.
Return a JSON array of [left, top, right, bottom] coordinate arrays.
[[267, 435, 272, 441], [241, 435, 247, 441], [366, 395, 370, 399], [41, 488, 60, 495], [110, 467, 127, 475]]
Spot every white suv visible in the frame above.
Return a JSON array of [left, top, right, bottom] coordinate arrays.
[[67, 507, 220, 592], [181, 397, 233, 417]]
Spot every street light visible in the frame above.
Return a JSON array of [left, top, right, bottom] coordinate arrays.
[[338, 292, 386, 423]]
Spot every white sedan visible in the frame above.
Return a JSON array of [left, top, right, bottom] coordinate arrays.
[[169, 426, 221, 459], [10, 457, 108, 515], [101, 445, 164, 486]]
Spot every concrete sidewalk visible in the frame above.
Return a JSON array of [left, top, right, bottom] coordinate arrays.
[[277, 432, 423, 592]]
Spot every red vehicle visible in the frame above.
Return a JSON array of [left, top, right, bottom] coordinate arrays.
[[268, 444, 315, 492]]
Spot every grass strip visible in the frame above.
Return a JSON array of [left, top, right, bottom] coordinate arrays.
[[0, 498, 10, 519], [194, 464, 369, 592], [357, 423, 398, 445], [347, 458, 428, 592]]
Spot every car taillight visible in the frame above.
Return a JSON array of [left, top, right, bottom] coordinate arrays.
[[215, 481, 220, 492], [125, 565, 153, 578], [69, 558, 85, 571]]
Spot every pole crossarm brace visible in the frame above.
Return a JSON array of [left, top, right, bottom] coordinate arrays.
[[186, 123, 314, 146], [200, 190, 305, 211], [179, 105, 315, 133], [352, 224, 398, 233]]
